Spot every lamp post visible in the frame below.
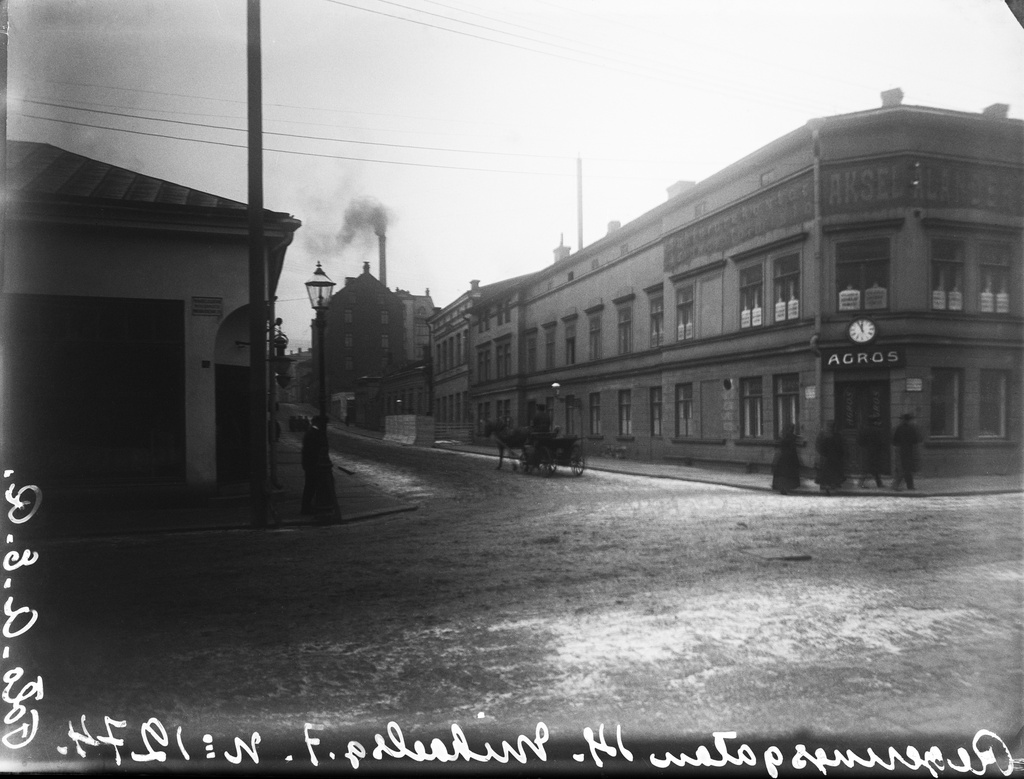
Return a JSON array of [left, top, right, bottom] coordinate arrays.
[[305, 261, 340, 521], [305, 261, 335, 422]]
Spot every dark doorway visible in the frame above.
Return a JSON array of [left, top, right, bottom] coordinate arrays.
[[2, 294, 185, 484], [215, 364, 250, 484], [835, 379, 891, 474]]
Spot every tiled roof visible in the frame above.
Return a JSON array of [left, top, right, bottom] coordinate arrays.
[[6, 140, 247, 210]]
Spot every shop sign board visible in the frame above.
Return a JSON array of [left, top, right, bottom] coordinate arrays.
[[822, 347, 904, 370]]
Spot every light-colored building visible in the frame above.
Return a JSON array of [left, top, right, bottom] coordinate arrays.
[[462, 95, 1023, 477], [2, 141, 300, 496]]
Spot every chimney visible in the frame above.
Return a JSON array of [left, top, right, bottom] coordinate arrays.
[[983, 103, 1010, 119], [470, 279, 480, 291], [666, 180, 696, 200], [553, 233, 571, 263], [607, 220, 621, 235], [881, 88, 904, 107], [377, 232, 387, 288], [362, 261, 370, 275]]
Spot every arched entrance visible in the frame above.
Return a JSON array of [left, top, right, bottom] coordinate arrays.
[[214, 306, 252, 485]]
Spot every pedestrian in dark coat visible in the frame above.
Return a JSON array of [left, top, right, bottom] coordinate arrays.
[[891, 413, 922, 490], [771, 423, 802, 494], [815, 419, 846, 494], [301, 417, 329, 514], [857, 414, 888, 488]]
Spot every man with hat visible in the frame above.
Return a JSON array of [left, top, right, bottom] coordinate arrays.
[[891, 412, 922, 490]]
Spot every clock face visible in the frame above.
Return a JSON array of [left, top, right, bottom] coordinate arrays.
[[848, 318, 877, 344]]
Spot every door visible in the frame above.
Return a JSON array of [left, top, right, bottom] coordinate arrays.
[[835, 380, 891, 475]]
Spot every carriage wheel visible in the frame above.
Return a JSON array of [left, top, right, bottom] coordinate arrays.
[[570, 444, 586, 476], [538, 446, 555, 477]]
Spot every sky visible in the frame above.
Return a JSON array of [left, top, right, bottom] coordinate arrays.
[[8, 0, 1024, 349]]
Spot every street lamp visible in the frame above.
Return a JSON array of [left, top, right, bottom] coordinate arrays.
[[305, 261, 335, 422], [305, 261, 339, 521]]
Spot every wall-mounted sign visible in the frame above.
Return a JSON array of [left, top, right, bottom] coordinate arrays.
[[822, 347, 904, 370], [906, 378, 923, 392], [191, 296, 223, 317], [804, 385, 817, 400]]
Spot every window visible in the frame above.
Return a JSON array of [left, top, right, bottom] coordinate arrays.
[[773, 374, 800, 436], [739, 265, 763, 328], [979, 243, 1011, 314], [676, 285, 694, 340], [344, 308, 353, 323], [526, 334, 537, 373], [649, 387, 663, 436], [564, 394, 577, 435], [618, 390, 632, 435], [478, 308, 490, 333], [617, 305, 633, 354], [675, 383, 693, 437], [455, 333, 462, 364], [380, 309, 389, 325], [495, 341, 511, 379], [773, 255, 800, 322], [649, 296, 664, 347], [930, 369, 961, 438], [477, 348, 491, 381], [979, 370, 1009, 438], [344, 333, 353, 348], [564, 322, 576, 365], [344, 356, 353, 370], [930, 239, 964, 311], [589, 392, 602, 435], [588, 314, 602, 360], [740, 377, 763, 438], [380, 334, 389, 348], [544, 326, 556, 369], [837, 238, 890, 311]]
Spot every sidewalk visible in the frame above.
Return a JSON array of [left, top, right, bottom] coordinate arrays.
[[31, 413, 1022, 540]]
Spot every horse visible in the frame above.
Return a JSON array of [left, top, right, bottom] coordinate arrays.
[[482, 418, 531, 471]]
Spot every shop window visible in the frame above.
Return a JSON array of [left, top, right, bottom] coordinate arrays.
[[589, 392, 602, 435], [588, 314, 602, 360], [773, 373, 800, 436], [739, 265, 763, 328], [617, 305, 633, 354], [676, 284, 694, 340], [930, 369, 962, 438], [650, 387, 663, 436], [649, 296, 664, 347], [979, 370, 1009, 438], [740, 377, 763, 438], [979, 243, 1011, 314], [837, 238, 890, 312], [618, 390, 632, 435], [930, 239, 964, 311], [544, 325, 556, 369], [773, 255, 800, 323], [564, 322, 576, 365], [675, 383, 693, 437]]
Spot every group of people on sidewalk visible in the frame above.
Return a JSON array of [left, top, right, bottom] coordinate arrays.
[[771, 413, 923, 495]]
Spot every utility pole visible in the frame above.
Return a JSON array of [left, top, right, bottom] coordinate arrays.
[[247, 0, 269, 527]]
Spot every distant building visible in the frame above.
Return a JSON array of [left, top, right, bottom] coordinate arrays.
[[457, 96, 1023, 477], [2, 141, 301, 496]]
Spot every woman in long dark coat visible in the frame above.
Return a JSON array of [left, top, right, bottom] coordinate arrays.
[[771, 423, 802, 494]]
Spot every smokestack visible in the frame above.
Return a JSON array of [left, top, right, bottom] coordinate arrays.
[[378, 232, 387, 288]]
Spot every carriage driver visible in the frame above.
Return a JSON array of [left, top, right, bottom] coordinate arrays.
[[531, 404, 552, 434]]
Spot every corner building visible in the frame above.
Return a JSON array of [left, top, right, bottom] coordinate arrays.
[[466, 97, 1023, 478]]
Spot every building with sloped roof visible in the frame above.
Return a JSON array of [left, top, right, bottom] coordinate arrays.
[[2, 141, 301, 500], [462, 95, 1022, 478]]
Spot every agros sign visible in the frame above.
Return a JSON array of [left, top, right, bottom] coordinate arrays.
[[822, 347, 904, 370]]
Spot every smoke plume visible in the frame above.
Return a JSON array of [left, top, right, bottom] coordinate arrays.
[[341, 197, 389, 246]]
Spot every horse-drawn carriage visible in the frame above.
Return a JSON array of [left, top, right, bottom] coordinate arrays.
[[519, 432, 586, 477], [483, 419, 586, 477]]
